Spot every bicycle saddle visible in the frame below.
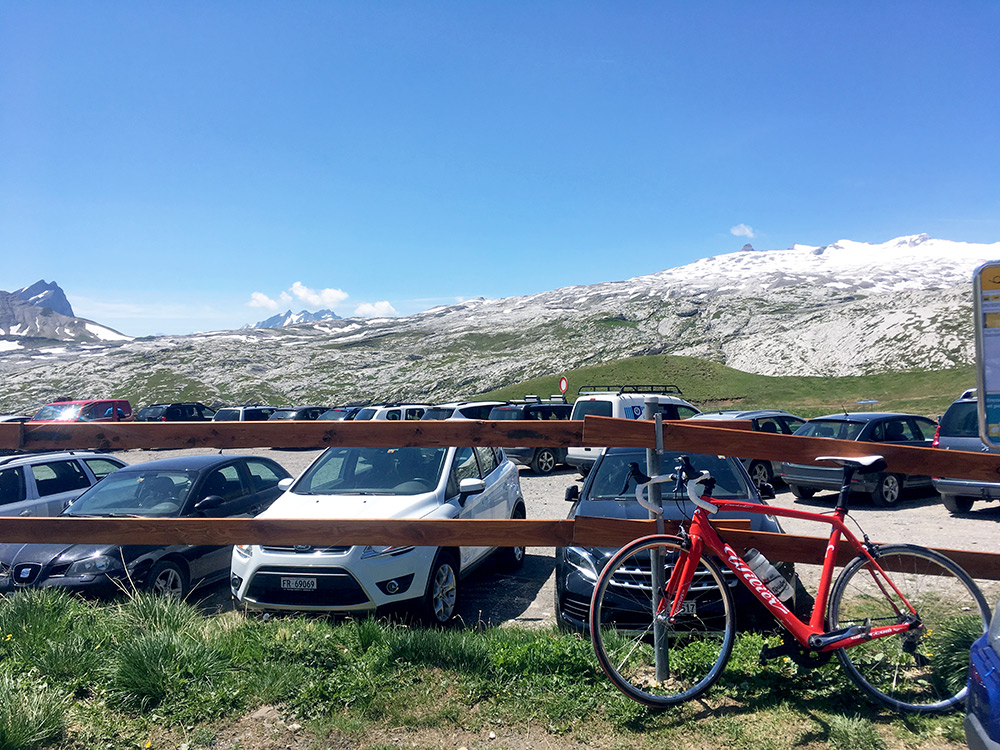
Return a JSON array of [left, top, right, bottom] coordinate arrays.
[[815, 455, 888, 473]]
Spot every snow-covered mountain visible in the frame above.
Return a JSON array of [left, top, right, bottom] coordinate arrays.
[[244, 309, 341, 329], [0, 281, 130, 346], [13, 280, 75, 318], [0, 235, 994, 411]]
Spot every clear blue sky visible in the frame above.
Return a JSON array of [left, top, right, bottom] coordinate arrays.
[[2, 2, 998, 337]]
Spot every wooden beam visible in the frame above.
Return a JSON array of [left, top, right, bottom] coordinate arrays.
[[582, 416, 1000, 484]]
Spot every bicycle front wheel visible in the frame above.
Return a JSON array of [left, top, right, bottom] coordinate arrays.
[[590, 536, 735, 707], [829, 543, 989, 713]]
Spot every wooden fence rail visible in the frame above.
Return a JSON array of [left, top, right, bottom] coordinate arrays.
[[1, 417, 998, 578]]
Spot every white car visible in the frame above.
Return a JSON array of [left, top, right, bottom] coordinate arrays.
[[230, 445, 525, 623], [421, 401, 505, 420], [352, 403, 430, 421]]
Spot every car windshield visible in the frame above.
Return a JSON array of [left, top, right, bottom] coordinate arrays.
[[64, 470, 195, 517], [318, 409, 350, 421], [294, 447, 448, 496], [268, 410, 299, 420], [794, 419, 866, 440], [138, 406, 166, 419], [33, 404, 83, 421], [422, 408, 456, 420], [571, 400, 613, 419], [587, 451, 750, 500]]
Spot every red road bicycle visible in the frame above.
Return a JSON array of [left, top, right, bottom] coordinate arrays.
[[589, 454, 990, 712]]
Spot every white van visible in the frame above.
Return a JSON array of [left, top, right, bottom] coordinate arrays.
[[566, 385, 700, 474]]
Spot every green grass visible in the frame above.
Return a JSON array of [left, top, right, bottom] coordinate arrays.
[[473, 354, 973, 418], [0, 589, 972, 749]]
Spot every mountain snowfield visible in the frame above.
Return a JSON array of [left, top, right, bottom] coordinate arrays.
[[0, 234, 996, 411]]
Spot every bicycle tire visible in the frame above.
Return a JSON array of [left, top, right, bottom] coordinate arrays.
[[828, 543, 989, 713], [590, 535, 735, 707]]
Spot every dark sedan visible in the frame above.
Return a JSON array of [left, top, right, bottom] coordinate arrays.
[[779, 412, 937, 507], [0, 454, 291, 599], [555, 447, 797, 633]]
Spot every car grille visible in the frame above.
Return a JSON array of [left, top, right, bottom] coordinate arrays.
[[261, 545, 352, 555], [559, 592, 591, 623], [246, 566, 369, 607], [12, 563, 41, 585], [608, 560, 737, 595]]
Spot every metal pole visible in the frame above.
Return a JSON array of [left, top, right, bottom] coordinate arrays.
[[645, 397, 668, 682]]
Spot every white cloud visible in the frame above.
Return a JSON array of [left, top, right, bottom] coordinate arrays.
[[290, 281, 349, 308], [248, 292, 279, 310], [354, 301, 398, 317], [730, 224, 756, 239]]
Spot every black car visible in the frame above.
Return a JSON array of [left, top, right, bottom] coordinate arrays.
[[779, 412, 937, 507], [317, 406, 365, 421], [488, 397, 572, 475], [136, 402, 217, 421], [0, 454, 291, 599], [555, 447, 794, 632], [932, 394, 1000, 513]]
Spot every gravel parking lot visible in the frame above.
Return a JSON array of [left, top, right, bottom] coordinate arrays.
[[120, 447, 1000, 626]]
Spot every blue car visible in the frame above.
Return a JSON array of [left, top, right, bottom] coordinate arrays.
[[967, 600, 1000, 749]]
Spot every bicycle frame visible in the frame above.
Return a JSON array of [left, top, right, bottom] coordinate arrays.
[[664, 498, 922, 653]]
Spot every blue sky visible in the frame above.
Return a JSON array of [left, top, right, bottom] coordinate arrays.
[[2, 3, 999, 337]]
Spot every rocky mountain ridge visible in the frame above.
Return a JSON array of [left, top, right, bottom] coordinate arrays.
[[0, 281, 130, 347], [0, 235, 994, 411], [244, 309, 341, 329]]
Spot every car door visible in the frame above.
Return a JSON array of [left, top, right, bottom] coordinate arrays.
[[0, 466, 39, 517], [447, 448, 492, 569], [27, 459, 93, 515], [182, 463, 254, 583], [241, 458, 289, 515]]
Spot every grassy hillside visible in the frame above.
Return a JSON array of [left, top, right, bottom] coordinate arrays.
[[476, 355, 973, 418]]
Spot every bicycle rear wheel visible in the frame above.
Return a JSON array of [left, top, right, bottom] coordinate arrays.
[[590, 535, 735, 707], [828, 543, 989, 713]]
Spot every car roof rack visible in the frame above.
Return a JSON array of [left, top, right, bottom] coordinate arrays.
[[0, 449, 100, 467], [576, 384, 683, 396]]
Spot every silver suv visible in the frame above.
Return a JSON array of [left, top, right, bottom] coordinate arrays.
[[0, 451, 127, 517], [932, 394, 999, 513]]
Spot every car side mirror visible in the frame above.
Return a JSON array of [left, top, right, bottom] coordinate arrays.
[[194, 494, 225, 512], [564, 485, 579, 502], [458, 477, 485, 506], [758, 482, 776, 500], [277, 477, 294, 491]]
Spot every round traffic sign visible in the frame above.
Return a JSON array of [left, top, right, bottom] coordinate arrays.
[[559, 376, 568, 394]]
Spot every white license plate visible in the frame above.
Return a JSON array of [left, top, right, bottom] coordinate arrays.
[[280, 577, 317, 591]]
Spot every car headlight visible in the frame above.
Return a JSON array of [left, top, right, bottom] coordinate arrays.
[[234, 544, 253, 559], [65, 555, 121, 577], [565, 546, 598, 581], [361, 545, 414, 559]]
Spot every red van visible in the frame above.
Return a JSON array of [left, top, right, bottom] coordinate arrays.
[[29, 400, 134, 423]]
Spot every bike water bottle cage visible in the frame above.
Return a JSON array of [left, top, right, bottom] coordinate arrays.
[[685, 472, 719, 514]]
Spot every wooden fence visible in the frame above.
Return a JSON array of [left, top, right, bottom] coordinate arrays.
[[1, 417, 998, 579]]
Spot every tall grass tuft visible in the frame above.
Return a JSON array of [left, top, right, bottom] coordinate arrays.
[[113, 591, 203, 638], [929, 613, 985, 695], [107, 630, 230, 711], [0, 672, 65, 750], [828, 715, 886, 750]]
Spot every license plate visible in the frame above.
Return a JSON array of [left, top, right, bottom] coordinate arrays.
[[280, 577, 317, 591]]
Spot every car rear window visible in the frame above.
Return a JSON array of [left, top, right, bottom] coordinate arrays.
[[570, 400, 614, 419], [939, 401, 978, 438], [423, 407, 456, 420]]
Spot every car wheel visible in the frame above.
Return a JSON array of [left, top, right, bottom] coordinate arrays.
[[941, 494, 975, 514], [788, 484, 815, 500], [146, 560, 188, 600], [531, 448, 558, 475], [871, 473, 903, 508], [748, 461, 773, 489], [422, 551, 459, 625], [496, 505, 526, 571]]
